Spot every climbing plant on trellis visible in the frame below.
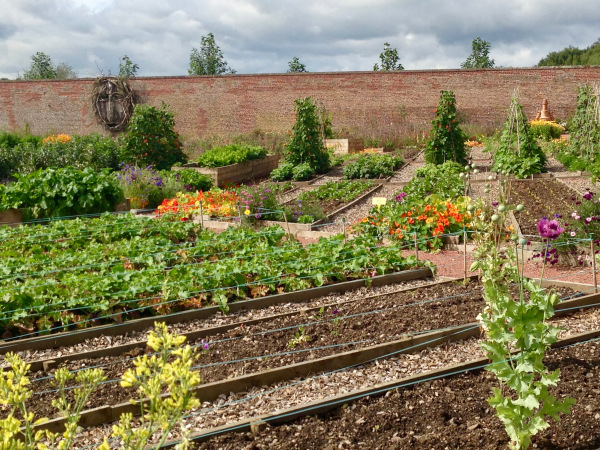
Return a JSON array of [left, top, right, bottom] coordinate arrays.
[[491, 89, 546, 178], [568, 83, 600, 161]]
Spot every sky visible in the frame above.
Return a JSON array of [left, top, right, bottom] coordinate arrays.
[[1, 0, 599, 79]]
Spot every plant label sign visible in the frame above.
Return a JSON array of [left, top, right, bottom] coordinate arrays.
[[372, 197, 387, 210]]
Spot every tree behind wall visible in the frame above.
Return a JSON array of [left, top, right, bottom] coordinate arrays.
[[22, 52, 77, 80], [22, 52, 57, 79], [461, 37, 495, 69], [287, 57, 307, 73], [373, 42, 404, 71], [188, 32, 236, 75]]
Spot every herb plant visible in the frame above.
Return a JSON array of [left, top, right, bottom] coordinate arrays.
[[425, 90, 468, 165]]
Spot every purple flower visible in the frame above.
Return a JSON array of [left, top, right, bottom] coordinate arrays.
[[395, 192, 408, 202], [537, 217, 564, 239], [201, 339, 210, 350], [332, 309, 338, 315], [584, 191, 594, 200], [492, 202, 499, 207]]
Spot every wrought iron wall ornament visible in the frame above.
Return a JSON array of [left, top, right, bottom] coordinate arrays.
[[92, 77, 135, 131]]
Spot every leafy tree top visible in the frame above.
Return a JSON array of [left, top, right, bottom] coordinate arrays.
[[461, 37, 495, 69], [373, 42, 404, 71], [22, 52, 77, 80], [188, 32, 236, 75], [287, 57, 307, 73], [22, 52, 57, 79], [118, 55, 139, 78], [538, 38, 600, 66]]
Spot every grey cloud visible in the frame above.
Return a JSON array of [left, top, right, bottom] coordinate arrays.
[[1, 0, 600, 79]]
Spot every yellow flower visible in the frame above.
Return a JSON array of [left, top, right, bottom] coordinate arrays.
[[244, 209, 251, 215]]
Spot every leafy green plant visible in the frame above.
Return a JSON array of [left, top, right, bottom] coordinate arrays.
[[285, 97, 331, 173], [471, 201, 575, 449], [292, 162, 315, 181], [170, 168, 213, 192], [196, 143, 267, 168], [0, 353, 106, 449], [0, 133, 122, 181], [288, 326, 310, 347], [1, 167, 124, 218], [343, 154, 403, 179], [270, 161, 295, 181], [403, 161, 465, 200], [567, 84, 600, 161], [121, 103, 187, 170], [425, 90, 468, 165], [492, 92, 546, 178]]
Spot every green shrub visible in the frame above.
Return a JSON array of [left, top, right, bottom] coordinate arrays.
[[343, 154, 403, 179], [425, 90, 468, 165], [529, 120, 565, 141], [120, 103, 187, 170], [404, 161, 464, 200], [292, 162, 315, 181], [270, 162, 295, 181], [285, 97, 330, 173], [169, 168, 213, 192], [0, 131, 41, 149], [0, 133, 121, 181], [196, 144, 266, 167], [1, 167, 124, 218]]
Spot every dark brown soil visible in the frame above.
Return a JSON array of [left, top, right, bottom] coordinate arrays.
[[510, 179, 580, 237], [12, 280, 579, 422], [195, 339, 600, 449]]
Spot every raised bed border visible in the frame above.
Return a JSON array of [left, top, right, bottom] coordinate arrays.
[[0, 268, 433, 354], [31, 280, 600, 435], [173, 154, 280, 187], [161, 326, 600, 447]]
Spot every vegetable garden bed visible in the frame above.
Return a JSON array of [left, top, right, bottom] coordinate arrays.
[[174, 154, 280, 187], [8, 278, 595, 440]]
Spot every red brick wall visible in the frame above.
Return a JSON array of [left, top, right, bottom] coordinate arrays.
[[1, 67, 599, 141]]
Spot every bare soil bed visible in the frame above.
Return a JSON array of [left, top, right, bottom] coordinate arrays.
[[195, 338, 600, 449], [509, 179, 580, 237], [10, 280, 578, 421]]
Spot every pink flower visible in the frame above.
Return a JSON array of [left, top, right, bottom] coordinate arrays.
[[537, 217, 564, 239], [570, 231, 577, 237]]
